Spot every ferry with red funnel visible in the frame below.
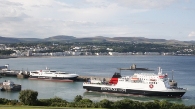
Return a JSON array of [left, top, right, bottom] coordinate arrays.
[[83, 67, 187, 98]]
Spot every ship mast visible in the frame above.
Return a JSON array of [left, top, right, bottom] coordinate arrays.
[[172, 70, 174, 81]]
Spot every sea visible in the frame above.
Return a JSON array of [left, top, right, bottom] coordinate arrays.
[[0, 55, 195, 106]]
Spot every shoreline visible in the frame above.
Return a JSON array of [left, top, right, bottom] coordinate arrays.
[[1, 54, 195, 59]]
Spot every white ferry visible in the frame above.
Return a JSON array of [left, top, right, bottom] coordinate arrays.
[[83, 67, 187, 98], [29, 67, 79, 82]]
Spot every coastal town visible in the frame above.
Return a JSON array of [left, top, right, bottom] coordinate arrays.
[[0, 41, 195, 58]]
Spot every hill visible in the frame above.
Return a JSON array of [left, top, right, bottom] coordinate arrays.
[[44, 35, 76, 42], [0, 35, 195, 45], [0, 36, 21, 43]]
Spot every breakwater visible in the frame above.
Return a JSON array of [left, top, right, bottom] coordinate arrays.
[[0, 66, 110, 82], [0, 72, 110, 82], [0, 70, 29, 78]]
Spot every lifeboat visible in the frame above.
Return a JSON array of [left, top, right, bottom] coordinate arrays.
[[159, 75, 164, 79], [131, 77, 139, 81], [150, 79, 156, 81]]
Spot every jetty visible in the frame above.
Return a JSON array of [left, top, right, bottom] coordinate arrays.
[[0, 80, 21, 91], [1, 64, 154, 82], [0, 70, 30, 78], [0, 64, 29, 78]]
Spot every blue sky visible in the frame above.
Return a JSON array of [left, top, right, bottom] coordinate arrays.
[[0, 0, 195, 41]]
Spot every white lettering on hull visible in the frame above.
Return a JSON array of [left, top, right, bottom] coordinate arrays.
[[101, 87, 126, 92]]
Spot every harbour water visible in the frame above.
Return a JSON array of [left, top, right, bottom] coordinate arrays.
[[0, 55, 195, 106]]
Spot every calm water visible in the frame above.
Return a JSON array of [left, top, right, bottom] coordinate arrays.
[[0, 55, 195, 106]]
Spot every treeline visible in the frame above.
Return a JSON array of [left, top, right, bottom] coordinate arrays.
[[0, 50, 15, 55], [0, 89, 195, 109]]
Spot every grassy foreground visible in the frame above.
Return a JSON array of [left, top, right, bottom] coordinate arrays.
[[0, 105, 104, 109]]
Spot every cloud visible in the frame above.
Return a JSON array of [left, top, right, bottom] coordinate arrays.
[[114, 0, 177, 9], [0, 0, 127, 38], [188, 31, 195, 37], [0, 0, 193, 41], [0, 0, 22, 7]]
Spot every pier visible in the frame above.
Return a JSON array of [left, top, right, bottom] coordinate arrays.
[[0, 67, 110, 82], [0, 64, 30, 78], [0, 70, 30, 78], [1, 64, 154, 82]]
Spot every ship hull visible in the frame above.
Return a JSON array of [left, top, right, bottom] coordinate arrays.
[[29, 78, 73, 82], [29, 76, 78, 81], [83, 86, 186, 98]]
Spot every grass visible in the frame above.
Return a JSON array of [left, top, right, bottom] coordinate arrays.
[[0, 105, 66, 109], [0, 105, 105, 109]]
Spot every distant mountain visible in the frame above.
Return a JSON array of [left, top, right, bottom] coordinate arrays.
[[18, 38, 44, 42], [44, 35, 76, 42], [74, 36, 107, 42], [0, 36, 21, 43], [0, 35, 195, 45]]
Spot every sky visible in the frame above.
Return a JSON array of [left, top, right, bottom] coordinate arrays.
[[0, 0, 195, 41]]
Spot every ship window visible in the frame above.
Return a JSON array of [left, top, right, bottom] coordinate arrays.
[[59, 73, 68, 74], [50, 71, 56, 72], [31, 72, 38, 74]]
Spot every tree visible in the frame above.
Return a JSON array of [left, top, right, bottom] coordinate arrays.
[[159, 100, 172, 109], [112, 99, 134, 109], [0, 50, 15, 55], [145, 101, 160, 109], [77, 99, 92, 108], [170, 104, 186, 109], [50, 97, 68, 107], [19, 89, 38, 105], [74, 95, 83, 102], [99, 99, 113, 108]]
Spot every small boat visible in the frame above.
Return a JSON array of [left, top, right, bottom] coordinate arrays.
[[83, 67, 187, 98], [0, 80, 21, 91], [29, 67, 79, 82], [0, 64, 9, 70]]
